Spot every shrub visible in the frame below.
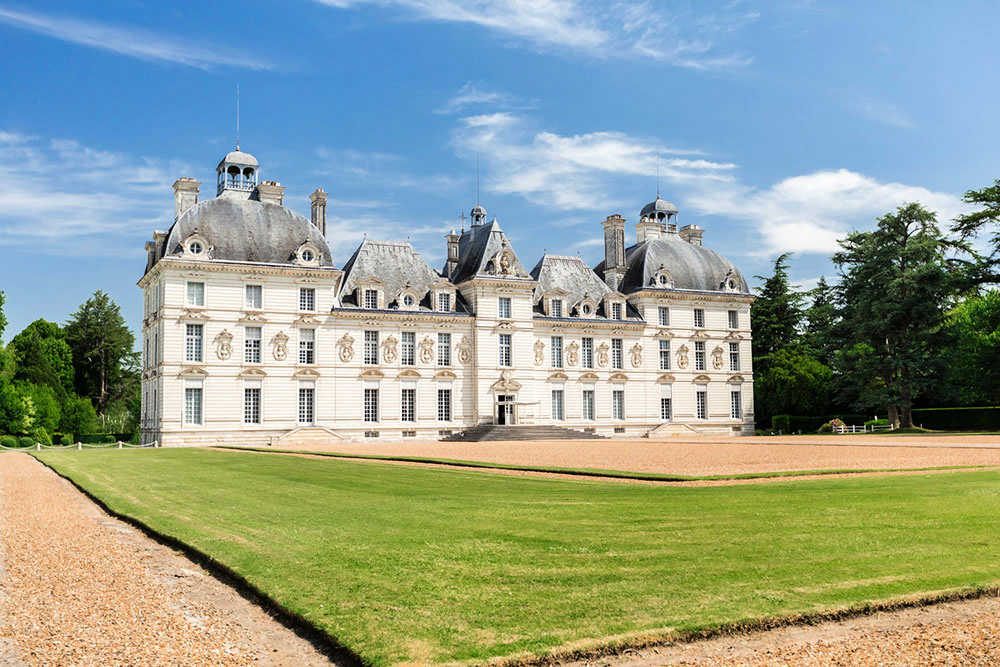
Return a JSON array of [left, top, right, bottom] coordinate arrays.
[[78, 433, 116, 444], [28, 426, 51, 446], [17, 436, 33, 448], [864, 418, 889, 428], [53, 433, 72, 446], [771, 414, 868, 434], [818, 418, 846, 433], [0, 435, 17, 448]]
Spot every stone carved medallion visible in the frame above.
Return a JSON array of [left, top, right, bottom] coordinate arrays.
[[381, 335, 398, 364], [676, 344, 689, 370], [336, 333, 355, 362], [533, 339, 545, 365], [271, 331, 289, 361], [214, 329, 233, 360], [630, 342, 643, 368], [566, 341, 579, 367], [419, 337, 435, 364], [712, 346, 724, 370], [457, 336, 474, 365], [597, 342, 610, 368]]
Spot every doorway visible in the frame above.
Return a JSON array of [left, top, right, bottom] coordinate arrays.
[[496, 394, 516, 425]]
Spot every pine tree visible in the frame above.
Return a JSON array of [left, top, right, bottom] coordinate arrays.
[[64, 291, 137, 414], [750, 253, 804, 359]]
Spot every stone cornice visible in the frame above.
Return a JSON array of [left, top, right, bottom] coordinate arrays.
[[330, 308, 473, 324], [628, 289, 754, 304], [533, 317, 644, 332], [138, 258, 341, 288]]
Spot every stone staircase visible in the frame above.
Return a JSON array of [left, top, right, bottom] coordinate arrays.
[[441, 424, 607, 442], [277, 426, 343, 447]]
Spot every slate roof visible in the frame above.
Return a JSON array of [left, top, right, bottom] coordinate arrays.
[[445, 220, 532, 284], [162, 197, 333, 266], [640, 196, 678, 218], [530, 254, 610, 305]]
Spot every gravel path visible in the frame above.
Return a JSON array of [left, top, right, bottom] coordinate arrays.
[[0, 452, 333, 666]]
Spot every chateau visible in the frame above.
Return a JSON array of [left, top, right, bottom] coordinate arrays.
[[139, 147, 754, 446]]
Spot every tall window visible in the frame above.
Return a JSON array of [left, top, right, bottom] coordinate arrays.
[[244, 387, 261, 424], [612, 302, 623, 320], [728, 310, 739, 329], [731, 390, 742, 419], [299, 288, 316, 312], [363, 289, 379, 309], [658, 306, 670, 326], [551, 299, 563, 317], [437, 293, 451, 312], [363, 388, 379, 422], [401, 388, 416, 422], [582, 390, 595, 420], [693, 308, 705, 328], [551, 389, 564, 420], [299, 329, 315, 364], [611, 338, 623, 369], [551, 336, 563, 368], [729, 342, 740, 371], [401, 331, 415, 366], [581, 337, 593, 369], [298, 387, 314, 424], [695, 341, 706, 371], [661, 397, 672, 421], [184, 387, 202, 425], [437, 389, 452, 421], [364, 331, 379, 365], [498, 297, 511, 319], [659, 340, 671, 370], [187, 282, 204, 307], [245, 327, 261, 363], [185, 324, 203, 362], [246, 284, 262, 309], [498, 333, 512, 366], [612, 390, 624, 420], [438, 333, 451, 366], [696, 390, 707, 419]]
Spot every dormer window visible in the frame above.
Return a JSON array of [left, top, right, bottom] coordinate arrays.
[[294, 242, 320, 267], [364, 289, 379, 309], [437, 293, 451, 312], [189, 241, 203, 255], [551, 299, 563, 318], [612, 302, 623, 320], [182, 232, 209, 259], [301, 248, 314, 262], [582, 304, 592, 315], [403, 295, 414, 307]]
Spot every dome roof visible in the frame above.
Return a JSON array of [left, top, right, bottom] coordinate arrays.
[[595, 233, 749, 294], [640, 196, 678, 218], [164, 197, 333, 266], [218, 150, 259, 168]]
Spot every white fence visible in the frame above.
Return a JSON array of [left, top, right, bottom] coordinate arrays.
[[0, 440, 159, 451]]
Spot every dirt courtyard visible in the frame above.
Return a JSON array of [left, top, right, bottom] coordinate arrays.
[[272, 434, 1000, 477]]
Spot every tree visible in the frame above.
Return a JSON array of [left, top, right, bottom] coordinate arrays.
[[0, 383, 33, 435], [834, 203, 960, 427], [59, 395, 98, 438], [754, 347, 834, 425], [802, 276, 839, 367], [64, 291, 136, 414], [952, 179, 1000, 284], [751, 253, 804, 359], [938, 291, 1000, 406], [8, 319, 74, 397], [0, 290, 7, 341], [24, 383, 60, 434]]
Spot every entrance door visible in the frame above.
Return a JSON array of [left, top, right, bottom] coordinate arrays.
[[496, 395, 515, 425]]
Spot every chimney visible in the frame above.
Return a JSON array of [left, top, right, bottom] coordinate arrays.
[[636, 216, 663, 243], [309, 189, 327, 236], [257, 180, 285, 206], [602, 214, 626, 290], [679, 224, 703, 246], [445, 229, 461, 279], [172, 178, 200, 220]]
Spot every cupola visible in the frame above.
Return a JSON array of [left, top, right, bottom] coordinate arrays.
[[216, 148, 260, 198]]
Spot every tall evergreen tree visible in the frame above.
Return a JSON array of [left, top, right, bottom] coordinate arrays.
[[0, 290, 7, 341], [802, 276, 839, 367], [952, 179, 1000, 284], [750, 253, 804, 358], [9, 319, 74, 397], [64, 291, 137, 414]]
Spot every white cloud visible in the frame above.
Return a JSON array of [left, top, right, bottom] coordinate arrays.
[[315, 0, 754, 69], [847, 95, 916, 130], [434, 82, 531, 115], [0, 6, 274, 70]]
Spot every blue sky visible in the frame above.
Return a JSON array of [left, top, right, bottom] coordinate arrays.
[[0, 0, 996, 341]]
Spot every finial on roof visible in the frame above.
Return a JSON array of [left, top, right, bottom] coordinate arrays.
[[235, 84, 240, 151]]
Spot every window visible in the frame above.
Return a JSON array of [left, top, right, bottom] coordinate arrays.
[[612, 302, 623, 320], [612, 390, 624, 420], [364, 331, 379, 365], [696, 390, 707, 419], [189, 241, 203, 255], [729, 342, 740, 371], [246, 284, 262, 309], [582, 390, 595, 420], [185, 324, 203, 362], [498, 333, 512, 367], [298, 387, 314, 424], [437, 292, 451, 312], [658, 306, 670, 326], [551, 389, 564, 421], [581, 337, 593, 369], [401, 388, 416, 422], [551, 336, 563, 368], [438, 333, 451, 366], [731, 390, 742, 419], [551, 299, 563, 317], [187, 282, 204, 307], [694, 308, 705, 328], [363, 388, 379, 422], [244, 387, 261, 424], [498, 297, 511, 319], [659, 340, 670, 370], [301, 248, 315, 263], [661, 397, 672, 421], [728, 310, 739, 329], [299, 288, 315, 312], [437, 389, 452, 421], [245, 327, 261, 363], [695, 341, 706, 371], [299, 329, 315, 364], [611, 338, 623, 369], [402, 294, 414, 307], [363, 289, 378, 310], [154, 332, 159, 365], [184, 387, 202, 425], [401, 331, 415, 366]]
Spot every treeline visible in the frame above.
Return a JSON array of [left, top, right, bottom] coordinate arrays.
[[0, 290, 138, 445], [752, 180, 1000, 430]]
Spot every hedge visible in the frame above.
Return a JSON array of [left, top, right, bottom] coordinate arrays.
[[17, 436, 33, 448], [771, 414, 869, 433], [911, 407, 1000, 431], [0, 435, 18, 448], [77, 433, 118, 444]]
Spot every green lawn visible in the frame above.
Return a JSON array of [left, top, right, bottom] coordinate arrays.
[[35, 449, 1000, 665]]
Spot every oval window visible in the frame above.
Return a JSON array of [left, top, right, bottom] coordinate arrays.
[[301, 249, 315, 262], [582, 304, 591, 314], [728, 280, 735, 289], [189, 241, 203, 255], [403, 295, 414, 306], [658, 275, 667, 284]]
